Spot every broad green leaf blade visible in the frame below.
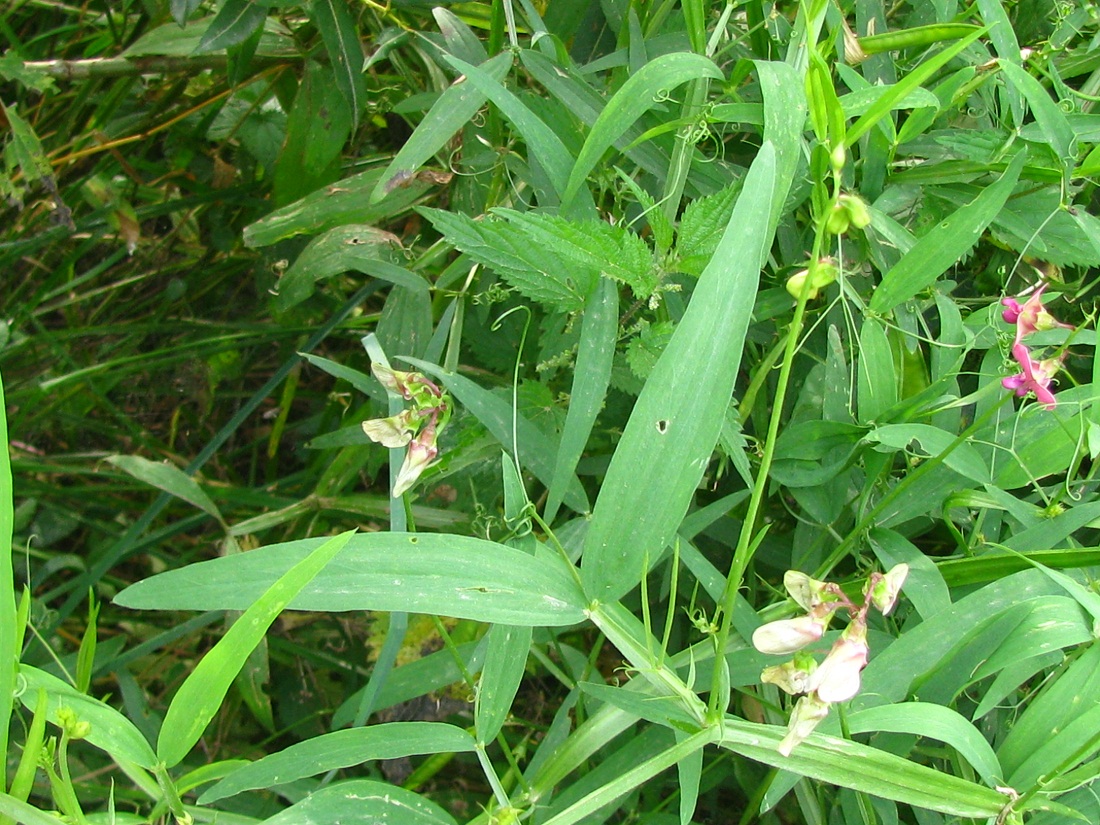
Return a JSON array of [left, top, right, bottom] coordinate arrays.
[[475, 623, 533, 744], [417, 208, 592, 312], [199, 722, 476, 803], [18, 666, 158, 770], [545, 276, 618, 523], [106, 455, 223, 523], [371, 52, 512, 203], [155, 531, 355, 767], [402, 357, 590, 513], [580, 143, 777, 601], [115, 533, 586, 626], [562, 52, 724, 208], [847, 703, 1002, 786], [310, 0, 366, 127], [261, 779, 456, 825], [869, 151, 1025, 314], [717, 717, 1007, 819], [193, 0, 266, 54]]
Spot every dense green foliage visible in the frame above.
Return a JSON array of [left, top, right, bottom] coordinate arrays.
[[4, 0, 1100, 823]]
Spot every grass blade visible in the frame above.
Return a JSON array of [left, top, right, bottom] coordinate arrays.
[[155, 530, 355, 767], [0, 369, 14, 789]]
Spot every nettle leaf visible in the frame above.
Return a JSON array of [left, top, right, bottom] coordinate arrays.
[[626, 321, 675, 380], [491, 208, 656, 297], [420, 207, 594, 311], [674, 182, 741, 277]]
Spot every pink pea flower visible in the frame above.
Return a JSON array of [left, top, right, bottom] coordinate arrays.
[[392, 418, 439, 497], [807, 624, 869, 704], [1002, 342, 1062, 410], [1001, 284, 1072, 345]]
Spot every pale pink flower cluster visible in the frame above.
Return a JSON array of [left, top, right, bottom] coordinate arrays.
[[752, 565, 909, 756], [361, 364, 450, 497], [1001, 285, 1073, 410]]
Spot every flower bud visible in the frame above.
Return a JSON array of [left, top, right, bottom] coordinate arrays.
[[867, 563, 909, 615], [752, 615, 825, 655], [784, 571, 835, 612], [826, 201, 850, 235], [839, 193, 871, 229]]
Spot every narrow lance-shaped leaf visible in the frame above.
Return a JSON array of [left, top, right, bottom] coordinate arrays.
[[310, 0, 366, 128], [869, 151, 1025, 314], [114, 532, 587, 626], [545, 276, 618, 523], [106, 454, 224, 524], [580, 142, 778, 601], [371, 53, 513, 202], [562, 52, 724, 209]]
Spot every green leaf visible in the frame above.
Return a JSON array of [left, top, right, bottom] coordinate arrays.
[[261, 780, 456, 825], [491, 208, 655, 297], [114, 532, 587, 626], [998, 60, 1076, 166], [244, 168, 433, 247], [864, 424, 989, 483], [545, 277, 618, 523], [856, 317, 897, 424], [580, 142, 777, 601], [17, 666, 158, 770], [562, 52, 724, 208], [199, 722, 476, 802], [310, 0, 366, 127], [371, 52, 512, 203], [273, 61, 352, 207], [106, 455, 224, 523], [674, 180, 740, 277], [717, 717, 1007, 818], [476, 623, 533, 744], [439, 54, 579, 210], [155, 531, 355, 767], [999, 643, 1100, 786], [419, 208, 593, 312], [869, 151, 1025, 314], [194, 0, 267, 54], [273, 225, 410, 312], [846, 703, 1002, 786]]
